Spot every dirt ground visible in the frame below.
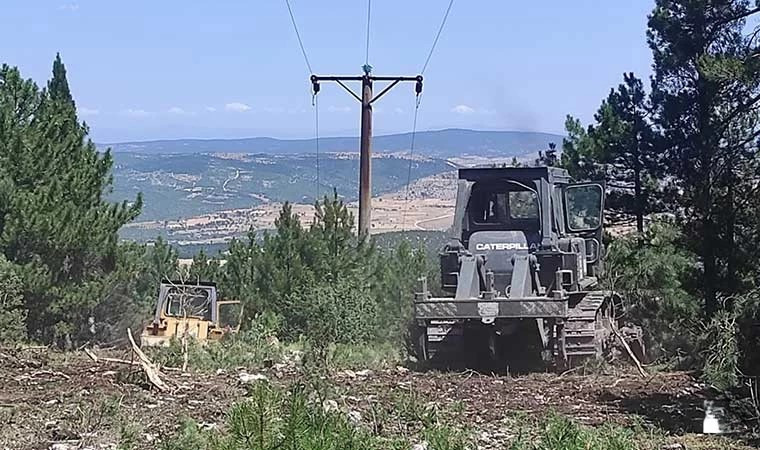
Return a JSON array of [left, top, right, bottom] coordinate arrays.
[[1, 347, 758, 450]]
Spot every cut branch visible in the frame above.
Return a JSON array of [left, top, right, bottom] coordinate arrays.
[[127, 328, 170, 391], [612, 325, 647, 377]]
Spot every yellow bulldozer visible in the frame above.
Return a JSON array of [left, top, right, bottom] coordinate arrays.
[[141, 280, 242, 347]]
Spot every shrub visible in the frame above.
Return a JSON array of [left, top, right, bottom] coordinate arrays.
[[604, 221, 699, 364], [295, 277, 379, 346], [164, 382, 417, 450], [701, 291, 760, 389], [508, 414, 644, 450]]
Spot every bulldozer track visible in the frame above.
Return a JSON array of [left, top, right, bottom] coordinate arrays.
[[561, 290, 614, 362]]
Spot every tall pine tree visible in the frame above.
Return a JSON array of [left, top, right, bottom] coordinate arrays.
[[0, 56, 142, 344], [560, 73, 661, 232], [593, 73, 661, 232], [648, 0, 760, 314]]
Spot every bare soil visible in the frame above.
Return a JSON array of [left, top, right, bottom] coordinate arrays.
[[1, 347, 757, 450]]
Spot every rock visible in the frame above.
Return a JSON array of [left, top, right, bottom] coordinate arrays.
[[238, 372, 268, 383], [411, 441, 429, 450], [347, 410, 362, 425], [322, 399, 339, 413], [355, 369, 372, 377], [199, 422, 218, 431], [49, 444, 76, 450]]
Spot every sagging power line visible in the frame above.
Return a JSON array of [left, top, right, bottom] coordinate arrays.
[[284, 0, 313, 74], [421, 0, 455, 74]]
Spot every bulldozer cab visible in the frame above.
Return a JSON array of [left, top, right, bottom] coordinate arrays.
[[141, 281, 242, 347], [447, 166, 604, 293], [453, 167, 603, 245]]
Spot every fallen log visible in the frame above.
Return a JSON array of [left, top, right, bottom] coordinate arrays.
[[84, 347, 182, 372], [127, 328, 170, 391]]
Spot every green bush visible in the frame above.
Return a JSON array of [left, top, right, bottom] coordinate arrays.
[[162, 382, 417, 450], [508, 414, 644, 450], [701, 291, 760, 388], [604, 221, 699, 364], [295, 278, 379, 346], [606, 222, 760, 388], [738, 291, 760, 376]]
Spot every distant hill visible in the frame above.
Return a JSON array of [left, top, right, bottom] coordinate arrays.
[[104, 129, 563, 158], [111, 152, 454, 222]]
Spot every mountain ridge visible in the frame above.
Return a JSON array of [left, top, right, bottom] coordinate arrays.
[[103, 128, 564, 158]]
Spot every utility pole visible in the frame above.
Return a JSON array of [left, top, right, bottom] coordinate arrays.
[[311, 65, 422, 239]]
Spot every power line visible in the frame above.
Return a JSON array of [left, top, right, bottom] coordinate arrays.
[[401, 95, 422, 232], [284, 0, 313, 74], [285, 0, 320, 199], [365, 0, 372, 66], [421, 0, 455, 74]]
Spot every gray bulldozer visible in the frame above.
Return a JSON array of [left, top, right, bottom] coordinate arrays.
[[412, 166, 643, 369]]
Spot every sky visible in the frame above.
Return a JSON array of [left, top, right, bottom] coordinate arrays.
[[1, 1, 655, 143]]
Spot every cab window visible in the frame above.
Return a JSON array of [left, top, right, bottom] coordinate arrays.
[[565, 184, 603, 231], [508, 191, 539, 219], [166, 287, 211, 319], [469, 184, 539, 226]]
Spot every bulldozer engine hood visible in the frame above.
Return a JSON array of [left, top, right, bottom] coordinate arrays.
[[468, 230, 540, 292]]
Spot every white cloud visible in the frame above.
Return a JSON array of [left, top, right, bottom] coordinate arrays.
[[451, 104, 475, 115], [79, 107, 99, 116], [225, 102, 251, 112], [58, 3, 79, 11], [167, 106, 187, 115], [205, 106, 217, 112], [124, 108, 153, 118], [327, 105, 351, 113]]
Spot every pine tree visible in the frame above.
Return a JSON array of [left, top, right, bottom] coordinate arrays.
[[560, 115, 604, 182], [561, 74, 661, 232], [188, 249, 221, 284], [0, 57, 142, 343], [309, 189, 373, 281], [48, 53, 75, 111], [593, 73, 662, 232], [222, 230, 260, 311], [648, 0, 760, 314]]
